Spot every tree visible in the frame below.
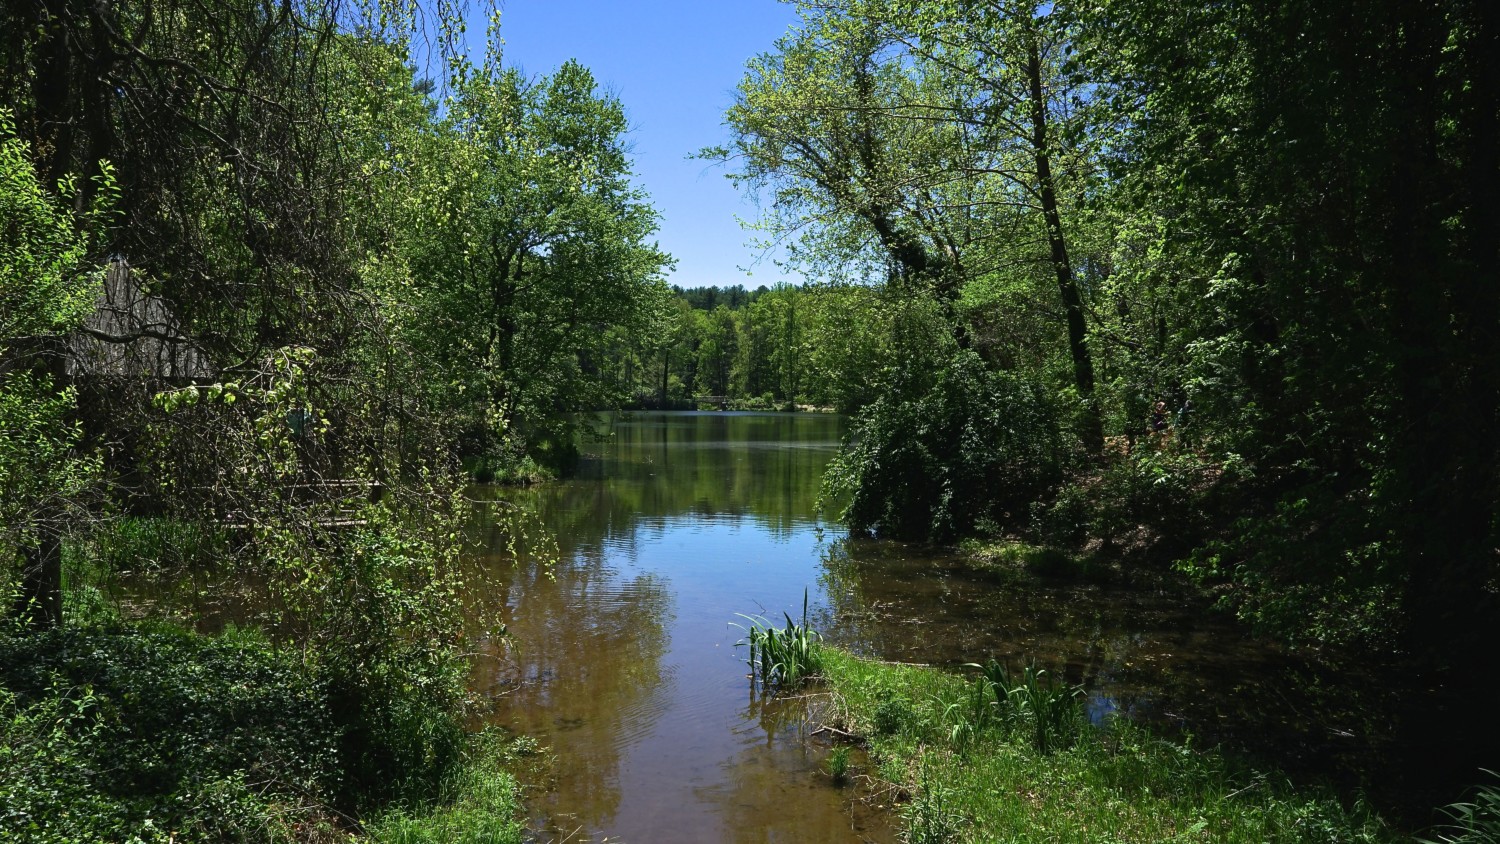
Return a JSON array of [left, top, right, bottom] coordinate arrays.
[[0, 109, 112, 628], [1077, 0, 1500, 669], [385, 60, 670, 459]]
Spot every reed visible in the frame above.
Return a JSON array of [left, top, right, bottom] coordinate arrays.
[[735, 591, 825, 691], [963, 658, 1083, 753], [1423, 770, 1500, 844], [826, 746, 852, 786]]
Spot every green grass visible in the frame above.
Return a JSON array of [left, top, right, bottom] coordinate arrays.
[[361, 731, 530, 844], [818, 649, 1397, 843], [91, 516, 230, 572]]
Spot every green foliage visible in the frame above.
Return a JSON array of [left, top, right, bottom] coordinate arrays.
[[825, 350, 1064, 541], [820, 648, 1395, 843], [826, 745, 852, 786], [980, 661, 1085, 755], [383, 58, 671, 457], [0, 626, 339, 843], [362, 732, 527, 844], [872, 693, 914, 738], [88, 517, 230, 574], [736, 592, 825, 691], [0, 108, 113, 341], [1421, 771, 1500, 844], [902, 765, 966, 844], [0, 375, 100, 570], [0, 622, 495, 842], [1039, 445, 1229, 566]]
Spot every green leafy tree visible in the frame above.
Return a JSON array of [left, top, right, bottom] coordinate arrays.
[[388, 60, 671, 459], [0, 109, 112, 628]]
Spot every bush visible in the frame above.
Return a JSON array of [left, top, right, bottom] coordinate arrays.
[[363, 731, 528, 844], [825, 350, 1064, 541], [1038, 446, 1221, 556], [0, 625, 339, 843]]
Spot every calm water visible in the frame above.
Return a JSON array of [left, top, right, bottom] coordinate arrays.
[[464, 412, 1388, 843], [467, 412, 892, 843]]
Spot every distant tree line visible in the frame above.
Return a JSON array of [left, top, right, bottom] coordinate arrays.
[[607, 282, 901, 411]]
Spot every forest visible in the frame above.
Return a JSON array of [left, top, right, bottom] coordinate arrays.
[[3, 0, 1498, 841]]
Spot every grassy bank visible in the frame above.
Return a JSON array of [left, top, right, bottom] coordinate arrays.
[[0, 623, 528, 844], [815, 648, 1397, 843]]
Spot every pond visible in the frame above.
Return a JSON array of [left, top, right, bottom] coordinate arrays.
[[463, 412, 1390, 843]]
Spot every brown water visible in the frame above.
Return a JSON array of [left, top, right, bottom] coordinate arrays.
[[463, 412, 1390, 843]]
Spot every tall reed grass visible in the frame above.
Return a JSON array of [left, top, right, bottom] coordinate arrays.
[[735, 591, 824, 691], [1422, 770, 1500, 844], [967, 658, 1084, 753]]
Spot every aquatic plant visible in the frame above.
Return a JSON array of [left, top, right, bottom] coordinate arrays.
[[736, 591, 825, 691], [1422, 771, 1500, 844], [827, 746, 852, 786], [965, 659, 1083, 754]]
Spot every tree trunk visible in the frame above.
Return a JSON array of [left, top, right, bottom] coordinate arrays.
[[13, 529, 63, 629], [11, 338, 70, 629], [1026, 35, 1103, 453]]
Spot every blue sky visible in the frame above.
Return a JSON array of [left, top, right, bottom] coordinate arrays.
[[480, 1, 803, 290]]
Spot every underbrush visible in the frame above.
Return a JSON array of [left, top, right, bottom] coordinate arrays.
[[362, 731, 533, 844], [0, 624, 525, 844], [0, 624, 343, 843], [818, 649, 1396, 843]]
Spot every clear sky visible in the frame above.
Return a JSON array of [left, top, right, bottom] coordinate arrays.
[[480, 0, 803, 290]]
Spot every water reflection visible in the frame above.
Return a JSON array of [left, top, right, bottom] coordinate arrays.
[[469, 413, 885, 843], [467, 412, 1391, 841]]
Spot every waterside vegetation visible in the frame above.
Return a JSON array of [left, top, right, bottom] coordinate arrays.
[[4, 0, 1500, 838], [817, 648, 1396, 844]]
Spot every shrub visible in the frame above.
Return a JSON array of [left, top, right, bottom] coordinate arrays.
[[824, 350, 1064, 541], [0, 625, 338, 843]]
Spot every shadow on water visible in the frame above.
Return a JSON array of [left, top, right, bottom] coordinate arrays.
[[461, 412, 1410, 841]]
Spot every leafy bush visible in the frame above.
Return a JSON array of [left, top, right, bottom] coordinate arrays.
[[1038, 445, 1222, 557], [825, 350, 1064, 541], [0, 621, 484, 842], [0, 625, 339, 843]]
